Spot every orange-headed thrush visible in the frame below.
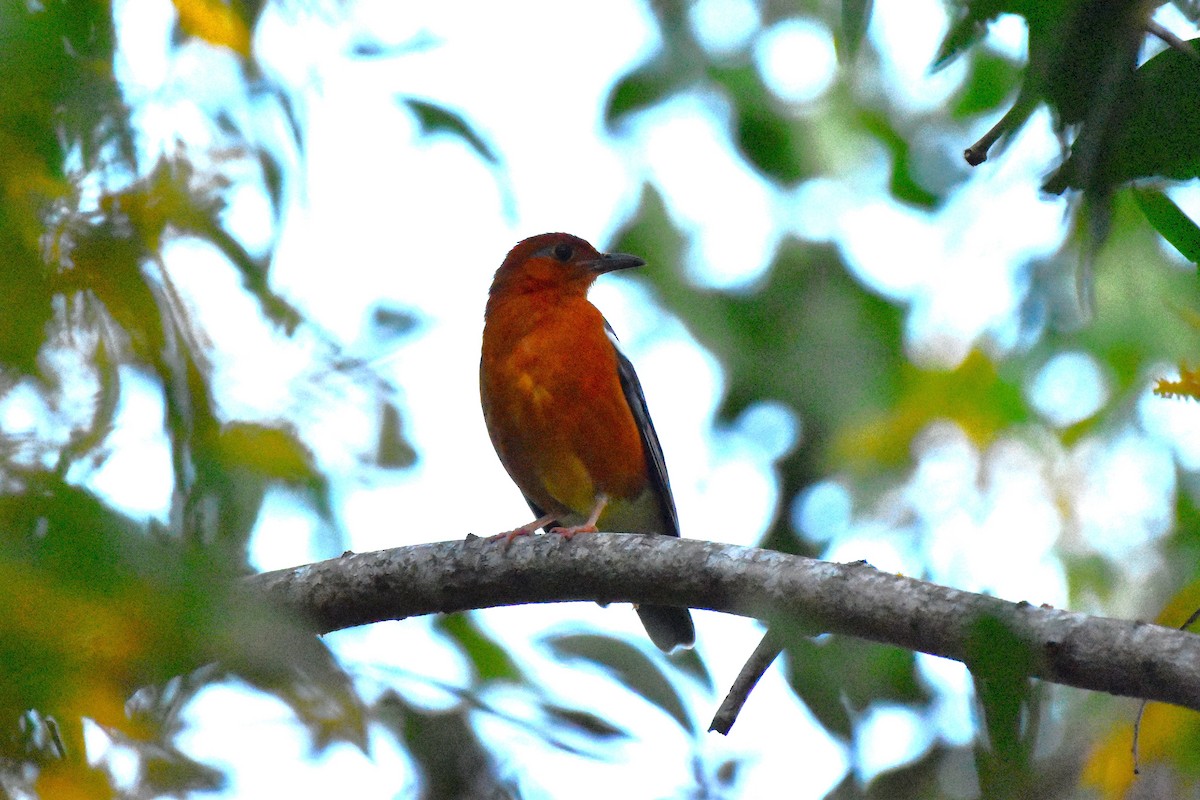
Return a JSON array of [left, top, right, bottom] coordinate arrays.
[[480, 232, 696, 652]]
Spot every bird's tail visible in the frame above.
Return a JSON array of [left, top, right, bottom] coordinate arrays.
[[636, 605, 695, 653]]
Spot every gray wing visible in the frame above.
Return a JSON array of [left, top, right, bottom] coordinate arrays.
[[607, 325, 695, 651], [605, 321, 681, 539]]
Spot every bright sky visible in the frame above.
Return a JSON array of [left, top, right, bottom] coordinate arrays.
[[62, 0, 1200, 797]]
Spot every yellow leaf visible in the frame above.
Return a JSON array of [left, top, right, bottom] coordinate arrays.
[[35, 762, 115, 800], [1082, 580, 1200, 798], [171, 0, 251, 56], [0, 563, 149, 667], [833, 350, 1024, 471], [1154, 363, 1200, 401], [1082, 703, 1200, 799], [0, 560, 163, 743], [220, 422, 315, 482]]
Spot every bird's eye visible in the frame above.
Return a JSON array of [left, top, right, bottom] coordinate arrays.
[[552, 242, 574, 262]]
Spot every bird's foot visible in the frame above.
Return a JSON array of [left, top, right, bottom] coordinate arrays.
[[486, 527, 537, 548], [550, 523, 598, 540]]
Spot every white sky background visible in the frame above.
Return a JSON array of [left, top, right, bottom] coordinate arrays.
[[66, 0, 1200, 797]]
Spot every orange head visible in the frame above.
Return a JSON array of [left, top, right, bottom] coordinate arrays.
[[486, 233, 645, 303]]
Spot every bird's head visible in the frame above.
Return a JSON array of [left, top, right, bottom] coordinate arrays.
[[488, 232, 645, 299]]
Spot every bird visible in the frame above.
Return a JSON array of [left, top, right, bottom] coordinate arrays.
[[479, 232, 696, 653]]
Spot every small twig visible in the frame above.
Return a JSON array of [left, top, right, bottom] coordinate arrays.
[[709, 628, 784, 735], [1147, 20, 1199, 60], [1132, 605, 1200, 775], [1182, 606, 1200, 631], [1132, 698, 1146, 775], [964, 116, 1007, 166], [44, 716, 66, 760], [964, 90, 1039, 167]]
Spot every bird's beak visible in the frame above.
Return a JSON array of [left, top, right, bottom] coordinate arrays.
[[587, 251, 645, 274]]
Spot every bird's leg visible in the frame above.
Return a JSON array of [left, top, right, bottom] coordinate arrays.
[[551, 494, 608, 540], [488, 512, 558, 545]]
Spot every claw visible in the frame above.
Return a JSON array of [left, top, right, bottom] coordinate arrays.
[[550, 523, 598, 540], [487, 512, 558, 550], [550, 495, 608, 540], [486, 527, 535, 545]]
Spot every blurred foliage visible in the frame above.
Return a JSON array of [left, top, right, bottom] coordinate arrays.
[[783, 634, 927, 740], [616, 188, 906, 554], [1083, 579, 1200, 798], [0, 0, 394, 795], [1136, 186, 1200, 266], [400, 99, 500, 166], [4, 0, 1200, 798], [964, 616, 1039, 800], [611, 1, 1200, 798], [544, 633, 699, 732]]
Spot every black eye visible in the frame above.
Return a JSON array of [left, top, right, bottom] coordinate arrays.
[[552, 242, 573, 262]]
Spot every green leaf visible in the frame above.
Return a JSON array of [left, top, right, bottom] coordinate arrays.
[[370, 304, 422, 339], [64, 220, 165, 360], [374, 692, 514, 799], [56, 336, 121, 471], [605, 56, 679, 125], [614, 188, 906, 552], [142, 751, 226, 796], [256, 147, 285, 218], [400, 98, 498, 164], [434, 613, 524, 683], [668, 644, 715, 692], [1133, 187, 1200, 265], [841, 744, 949, 798], [376, 402, 417, 469], [933, 3, 995, 70], [837, 0, 874, 62], [858, 110, 941, 208], [542, 703, 629, 742], [219, 422, 317, 483], [1039, 191, 1200, 390], [782, 634, 927, 740], [1041, 25, 1198, 195], [543, 633, 693, 731], [782, 637, 852, 738], [736, 105, 806, 184], [1110, 39, 1200, 183], [0, 237, 53, 374], [1036, 0, 1143, 128], [710, 64, 810, 184], [838, 640, 926, 709], [966, 614, 1039, 798], [223, 604, 370, 753], [951, 51, 1021, 119]]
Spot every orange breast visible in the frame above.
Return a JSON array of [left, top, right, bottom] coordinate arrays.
[[481, 293, 648, 518]]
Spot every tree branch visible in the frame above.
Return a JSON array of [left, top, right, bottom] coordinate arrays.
[[709, 629, 782, 734], [963, 87, 1039, 167], [245, 532, 1200, 710]]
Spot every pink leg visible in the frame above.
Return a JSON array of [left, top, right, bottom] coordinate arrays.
[[488, 512, 558, 545], [551, 495, 608, 540]]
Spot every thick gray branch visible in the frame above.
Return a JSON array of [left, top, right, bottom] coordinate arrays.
[[245, 532, 1200, 710]]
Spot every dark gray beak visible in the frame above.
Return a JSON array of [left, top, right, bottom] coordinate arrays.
[[587, 252, 645, 274]]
